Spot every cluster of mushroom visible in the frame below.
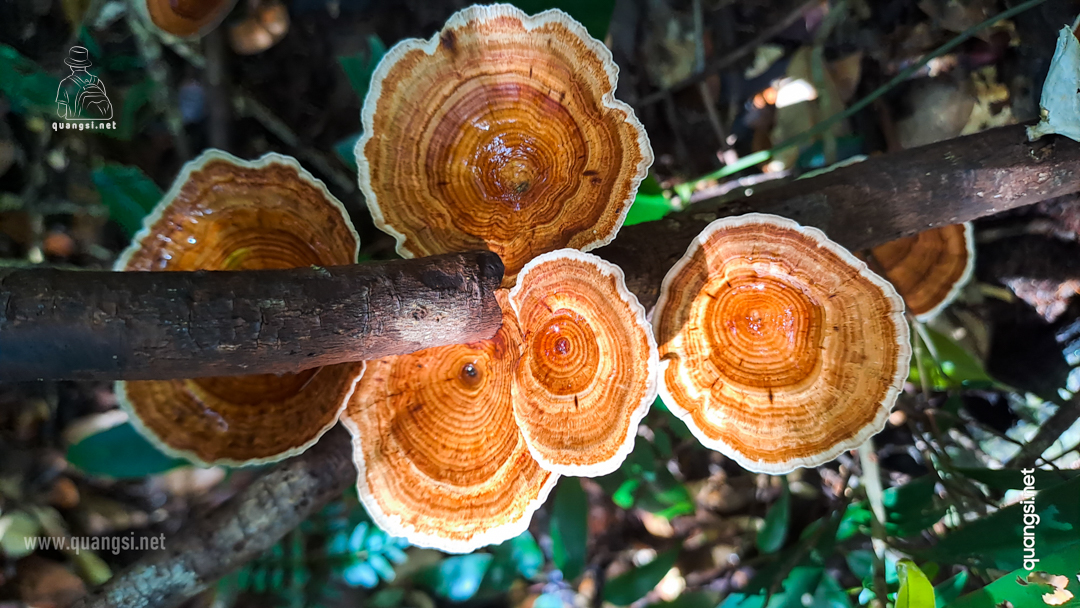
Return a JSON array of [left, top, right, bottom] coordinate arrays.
[[345, 4, 658, 552], [111, 3, 977, 555]]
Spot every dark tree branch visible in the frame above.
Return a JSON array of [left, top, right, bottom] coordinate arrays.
[[74, 427, 356, 608], [0, 251, 504, 381], [599, 124, 1080, 310], [70, 126, 1080, 608]]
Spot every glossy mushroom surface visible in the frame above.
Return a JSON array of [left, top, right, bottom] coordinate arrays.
[[867, 222, 974, 321], [115, 150, 363, 466], [139, 0, 239, 37], [652, 213, 911, 474], [509, 249, 657, 477], [343, 291, 557, 553], [357, 3, 652, 287]]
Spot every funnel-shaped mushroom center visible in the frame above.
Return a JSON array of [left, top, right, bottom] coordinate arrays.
[[653, 214, 911, 474], [344, 290, 556, 553], [701, 272, 823, 391], [528, 309, 600, 396], [170, 0, 218, 20], [357, 4, 652, 287]]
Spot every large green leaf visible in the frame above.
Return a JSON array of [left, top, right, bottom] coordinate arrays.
[[947, 549, 1080, 608], [624, 175, 673, 226], [91, 164, 163, 236], [897, 560, 935, 608], [603, 548, 679, 606], [934, 571, 968, 608], [721, 566, 851, 608], [67, 421, 189, 478], [0, 44, 62, 115], [417, 554, 493, 602], [551, 477, 588, 580], [920, 474, 1080, 571], [507, 0, 617, 39], [338, 35, 387, 105], [757, 479, 791, 554]]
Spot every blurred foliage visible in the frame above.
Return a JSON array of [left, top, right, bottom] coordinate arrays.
[[66, 421, 188, 479], [91, 163, 163, 237]]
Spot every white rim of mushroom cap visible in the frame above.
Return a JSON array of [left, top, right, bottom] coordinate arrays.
[[652, 213, 912, 474]]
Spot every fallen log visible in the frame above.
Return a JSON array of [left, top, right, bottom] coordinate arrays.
[[0, 251, 504, 381]]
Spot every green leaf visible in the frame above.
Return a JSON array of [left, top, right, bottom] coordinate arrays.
[[507, 0, 616, 39], [551, 477, 588, 580], [603, 548, 679, 606], [947, 548, 1080, 608], [116, 78, 157, 141], [91, 164, 163, 236], [897, 560, 935, 608], [612, 478, 640, 509], [0, 44, 62, 115], [342, 562, 378, 588], [625, 192, 673, 226], [338, 36, 387, 104], [919, 326, 996, 388], [934, 571, 968, 608], [920, 474, 1080, 571], [845, 549, 875, 584], [67, 421, 189, 479], [508, 531, 544, 579], [334, 132, 361, 173], [757, 478, 791, 554], [419, 554, 494, 602]]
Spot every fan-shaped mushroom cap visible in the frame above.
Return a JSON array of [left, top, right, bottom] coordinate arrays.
[[509, 249, 658, 477], [343, 291, 557, 553], [867, 223, 974, 321], [115, 150, 363, 467], [652, 214, 911, 474], [357, 4, 652, 287], [137, 0, 239, 37]]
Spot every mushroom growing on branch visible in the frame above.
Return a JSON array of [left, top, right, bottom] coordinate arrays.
[[510, 249, 658, 477], [652, 213, 911, 474], [115, 150, 364, 467], [356, 3, 652, 287], [342, 291, 557, 553], [865, 223, 975, 321]]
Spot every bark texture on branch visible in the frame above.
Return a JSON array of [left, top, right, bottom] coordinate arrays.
[[72, 127, 1080, 608], [74, 427, 356, 608], [599, 124, 1080, 309], [0, 251, 504, 381]]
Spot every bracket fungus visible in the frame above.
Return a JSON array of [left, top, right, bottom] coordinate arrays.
[[137, 0, 239, 38], [865, 223, 974, 322], [115, 150, 364, 467], [510, 249, 658, 477], [356, 3, 652, 286], [343, 291, 557, 553], [652, 213, 911, 474]]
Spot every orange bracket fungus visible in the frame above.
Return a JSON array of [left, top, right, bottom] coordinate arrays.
[[866, 222, 974, 322], [115, 150, 364, 467], [137, 0, 240, 38], [356, 3, 653, 286], [652, 213, 911, 474], [510, 249, 658, 477], [343, 291, 557, 553]]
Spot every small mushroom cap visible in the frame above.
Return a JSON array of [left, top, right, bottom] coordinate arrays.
[[867, 223, 974, 321], [357, 4, 652, 287], [115, 150, 362, 467], [343, 291, 557, 553], [509, 249, 658, 477], [652, 213, 911, 474], [138, 0, 239, 37]]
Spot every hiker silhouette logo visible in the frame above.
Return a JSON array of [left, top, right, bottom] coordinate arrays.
[[54, 47, 115, 129]]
